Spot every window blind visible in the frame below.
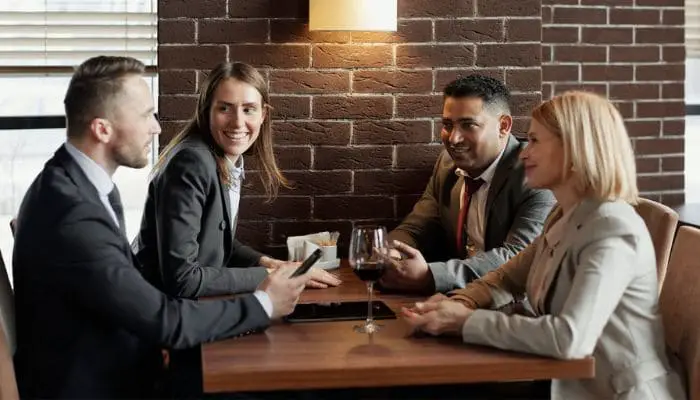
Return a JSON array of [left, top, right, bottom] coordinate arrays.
[[0, 0, 157, 67]]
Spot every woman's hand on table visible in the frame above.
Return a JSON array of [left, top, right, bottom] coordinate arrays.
[[402, 299, 474, 336], [258, 256, 341, 289]]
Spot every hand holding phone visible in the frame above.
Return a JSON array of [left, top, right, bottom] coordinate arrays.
[[290, 248, 322, 278]]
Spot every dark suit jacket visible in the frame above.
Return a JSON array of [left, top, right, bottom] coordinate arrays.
[[134, 136, 267, 299], [12, 145, 269, 399], [389, 135, 555, 292]]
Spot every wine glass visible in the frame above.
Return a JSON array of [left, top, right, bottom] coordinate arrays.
[[348, 225, 390, 334]]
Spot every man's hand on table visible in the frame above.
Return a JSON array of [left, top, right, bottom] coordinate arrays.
[[379, 240, 434, 293]]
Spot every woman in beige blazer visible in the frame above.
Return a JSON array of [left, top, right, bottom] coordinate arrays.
[[401, 91, 686, 400]]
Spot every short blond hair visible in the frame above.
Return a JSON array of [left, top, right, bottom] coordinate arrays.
[[531, 91, 638, 204]]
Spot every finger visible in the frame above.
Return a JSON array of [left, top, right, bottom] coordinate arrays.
[[426, 293, 448, 303], [306, 280, 328, 289], [275, 265, 298, 279], [414, 301, 440, 313], [391, 240, 420, 258], [313, 269, 342, 286]]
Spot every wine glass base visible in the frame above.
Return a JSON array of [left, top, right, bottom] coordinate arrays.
[[354, 322, 381, 334]]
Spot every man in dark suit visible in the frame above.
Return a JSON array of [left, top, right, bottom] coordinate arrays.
[[383, 75, 555, 294], [11, 56, 311, 399]]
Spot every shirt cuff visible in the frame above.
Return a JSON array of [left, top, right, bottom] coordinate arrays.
[[253, 290, 273, 318], [427, 261, 451, 292]]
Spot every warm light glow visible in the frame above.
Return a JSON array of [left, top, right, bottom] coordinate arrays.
[[309, 0, 397, 31]]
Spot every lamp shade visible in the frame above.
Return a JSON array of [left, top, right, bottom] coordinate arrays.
[[309, 0, 397, 31]]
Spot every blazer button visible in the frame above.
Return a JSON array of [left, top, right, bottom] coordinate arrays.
[[219, 221, 227, 230]]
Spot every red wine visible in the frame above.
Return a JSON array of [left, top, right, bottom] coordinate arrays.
[[353, 262, 386, 282]]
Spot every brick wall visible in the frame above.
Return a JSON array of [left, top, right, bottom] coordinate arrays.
[[541, 0, 686, 205], [158, 0, 542, 257]]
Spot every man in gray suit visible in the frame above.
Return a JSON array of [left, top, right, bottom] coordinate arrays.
[[383, 75, 554, 293]]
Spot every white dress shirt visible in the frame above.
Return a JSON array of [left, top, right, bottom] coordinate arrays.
[[455, 145, 506, 253], [224, 155, 273, 318]]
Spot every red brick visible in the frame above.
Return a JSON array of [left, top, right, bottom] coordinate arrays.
[[542, 27, 579, 43], [554, 83, 608, 97], [397, 45, 475, 68], [159, 121, 187, 147], [542, 45, 553, 63], [635, 0, 682, 6], [542, 65, 578, 82], [269, 96, 310, 119], [542, 6, 552, 23], [582, 27, 633, 44], [636, 28, 684, 44], [625, 120, 661, 138], [160, 0, 225, 18], [435, 19, 503, 42], [435, 69, 504, 91], [271, 221, 353, 244], [637, 175, 684, 192], [659, 193, 684, 207], [396, 95, 443, 118], [199, 20, 268, 44], [637, 101, 684, 119], [553, 7, 607, 24], [609, 9, 659, 25], [398, 0, 475, 17], [159, 95, 197, 121], [609, 46, 660, 63], [554, 45, 606, 62], [477, 43, 541, 67], [355, 171, 433, 195], [158, 45, 226, 69], [610, 84, 659, 100], [506, 18, 541, 42], [636, 65, 684, 81], [663, 120, 685, 135], [270, 71, 349, 94], [635, 138, 684, 155], [506, 69, 542, 92], [353, 70, 432, 94], [512, 117, 531, 136], [229, 45, 310, 69], [662, 9, 684, 25], [582, 65, 633, 82], [313, 45, 392, 68], [542, 84, 553, 101], [314, 196, 394, 220], [313, 96, 393, 119], [278, 171, 352, 195], [510, 93, 542, 117], [314, 146, 393, 170], [158, 20, 195, 44], [271, 20, 351, 44], [662, 46, 685, 62], [581, 0, 632, 4], [159, 70, 196, 95], [353, 120, 433, 145], [239, 196, 311, 220], [273, 147, 311, 170], [396, 145, 444, 169], [662, 156, 684, 172], [612, 102, 634, 119], [235, 221, 271, 247], [229, 0, 307, 18], [636, 158, 659, 174], [272, 121, 351, 145], [662, 83, 684, 99], [352, 20, 432, 43], [477, 0, 539, 16]]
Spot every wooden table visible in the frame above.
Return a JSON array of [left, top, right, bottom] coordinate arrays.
[[201, 262, 595, 393]]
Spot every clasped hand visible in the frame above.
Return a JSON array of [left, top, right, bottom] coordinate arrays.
[[401, 293, 475, 336]]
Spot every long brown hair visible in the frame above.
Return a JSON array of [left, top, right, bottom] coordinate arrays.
[[154, 62, 288, 201]]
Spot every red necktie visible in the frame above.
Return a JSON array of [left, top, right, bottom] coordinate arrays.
[[456, 177, 484, 256]]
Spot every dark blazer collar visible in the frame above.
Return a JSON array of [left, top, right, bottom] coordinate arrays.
[[54, 144, 104, 208], [485, 135, 522, 218]]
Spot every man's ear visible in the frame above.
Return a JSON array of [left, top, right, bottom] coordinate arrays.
[[498, 114, 513, 137], [88, 117, 112, 144]]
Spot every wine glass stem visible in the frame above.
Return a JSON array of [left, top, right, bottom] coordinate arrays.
[[366, 281, 374, 326]]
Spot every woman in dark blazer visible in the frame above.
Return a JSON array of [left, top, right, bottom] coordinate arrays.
[[134, 62, 339, 299]]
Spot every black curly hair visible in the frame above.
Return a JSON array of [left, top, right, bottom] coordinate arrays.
[[443, 74, 511, 115]]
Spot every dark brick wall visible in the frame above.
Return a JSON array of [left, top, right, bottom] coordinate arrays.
[[542, 0, 686, 205], [158, 0, 542, 257]]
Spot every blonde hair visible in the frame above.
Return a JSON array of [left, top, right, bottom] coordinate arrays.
[[531, 91, 638, 204]]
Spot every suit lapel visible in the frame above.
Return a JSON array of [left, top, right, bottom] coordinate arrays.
[[484, 135, 520, 220]]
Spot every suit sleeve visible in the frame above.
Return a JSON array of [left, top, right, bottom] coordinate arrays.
[[460, 216, 639, 360], [155, 149, 266, 298], [227, 238, 264, 268], [388, 152, 446, 249], [428, 186, 555, 291], [54, 206, 270, 349]]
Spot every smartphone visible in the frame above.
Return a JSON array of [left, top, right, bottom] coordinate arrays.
[[289, 248, 322, 278]]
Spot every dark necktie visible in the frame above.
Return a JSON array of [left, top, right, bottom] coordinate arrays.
[[108, 186, 126, 237], [455, 177, 485, 256]]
